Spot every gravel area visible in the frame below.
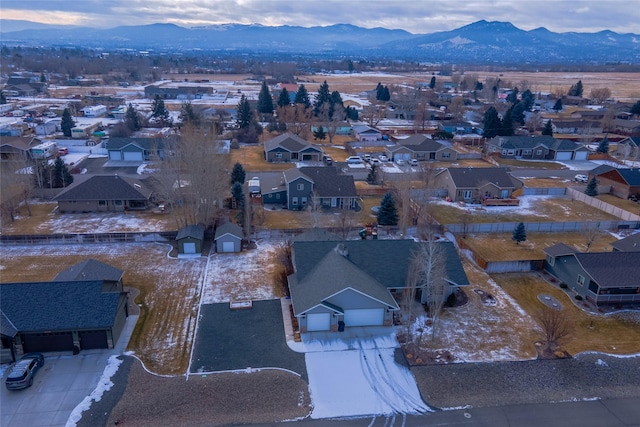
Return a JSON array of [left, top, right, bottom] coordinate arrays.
[[413, 353, 640, 409], [80, 356, 311, 426]]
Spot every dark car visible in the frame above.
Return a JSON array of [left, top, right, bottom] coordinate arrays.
[[5, 353, 45, 390]]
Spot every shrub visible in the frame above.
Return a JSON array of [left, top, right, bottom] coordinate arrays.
[[446, 292, 457, 307], [575, 295, 583, 301], [560, 283, 568, 289]]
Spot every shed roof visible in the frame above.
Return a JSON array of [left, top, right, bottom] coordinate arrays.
[[53, 259, 124, 283], [176, 224, 205, 241], [214, 222, 243, 240]]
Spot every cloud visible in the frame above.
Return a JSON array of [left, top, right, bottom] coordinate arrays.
[[2, 0, 639, 34]]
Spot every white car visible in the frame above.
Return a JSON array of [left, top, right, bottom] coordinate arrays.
[[409, 159, 419, 167], [574, 174, 588, 183], [378, 154, 389, 162], [346, 156, 363, 164], [370, 158, 381, 167], [395, 158, 405, 166]]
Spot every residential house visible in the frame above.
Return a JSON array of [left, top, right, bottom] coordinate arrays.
[[543, 243, 640, 305], [55, 175, 152, 213], [288, 239, 470, 332], [437, 121, 482, 135], [434, 167, 524, 203], [0, 136, 40, 161], [144, 85, 212, 100], [551, 120, 602, 135], [386, 135, 458, 162], [106, 137, 175, 162], [588, 166, 640, 199], [614, 119, 640, 135], [176, 225, 206, 256], [214, 222, 243, 253], [610, 233, 640, 252], [613, 137, 639, 160], [483, 136, 589, 161], [263, 133, 323, 162], [352, 124, 382, 142]]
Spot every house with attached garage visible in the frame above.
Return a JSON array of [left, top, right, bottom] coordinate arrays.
[[433, 167, 524, 204], [483, 135, 589, 161], [588, 165, 640, 200], [1, 260, 129, 360], [543, 243, 640, 305], [106, 136, 176, 162], [352, 124, 382, 142], [55, 175, 153, 213], [0, 135, 41, 161], [263, 133, 323, 162], [288, 239, 469, 332], [386, 134, 458, 162]]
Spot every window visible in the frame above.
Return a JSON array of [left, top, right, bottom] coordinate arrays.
[[302, 197, 307, 205], [507, 150, 514, 156], [463, 190, 472, 199], [442, 152, 450, 159], [275, 152, 283, 159], [523, 149, 532, 155], [546, 255, 555, 266], [275, 194, 280, 199], [114, 200, 123, 206], [292, 197, 298, 205], [297, 183, 304, 191], [98, 200, 107, 206], [577, 274, 586, 286], [536, 149, 542, 155]]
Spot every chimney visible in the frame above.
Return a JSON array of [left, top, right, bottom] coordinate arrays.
[[334, 243, 348, 258]]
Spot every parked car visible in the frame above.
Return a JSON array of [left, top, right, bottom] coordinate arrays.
[[409, 159, 419, 167], [346, 156, 363, 164], [574, 174, 588, 183], [322, 154, 333, 165], [363, 154, 372, 162], [378, 154, 389, 162], [57, 147, 69, 156], [5, 353, 45, 390], [370, 158, 381, 167], [395, 158, 405, 166]]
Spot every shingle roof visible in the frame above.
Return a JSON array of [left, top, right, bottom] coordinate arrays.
[[0, 281, 122, 331], [446, 167, 517, 189], [574, 252, 640, 288], [299, 167, 357, 198], [176, 224, 205, 241], [263, 133, 312, 153], [617, 169, 640, 186], [1, 310, 18, 338], [543, 243, 578, 257], [55, 175, 149, 201], [589, 164, 616, 175], [489, 135, 556, 150], [610, 233, 640, 252], [214, 222, 243, 240], [53, 259, 124, 283], [107, 137, 173, 150], [293, 228, 341, 242]]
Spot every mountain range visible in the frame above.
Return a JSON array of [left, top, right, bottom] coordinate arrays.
[[1, 19, 639, 64]]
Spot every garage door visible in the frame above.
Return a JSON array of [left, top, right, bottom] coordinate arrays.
[[306, 313, 331, 331], [222, 241, 235, 252], [109, 151, 122, 160], [79, 330, 108, 350], [123, 151, 143, 161], [183, 242, 196, 254], [344, 308, 384, 327], [22, 332, 74, 353], [574, 151, 588, 161], [555, 152, 572, 160]]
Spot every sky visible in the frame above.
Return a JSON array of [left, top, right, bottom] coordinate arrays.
[[2, 0, 639, 34]]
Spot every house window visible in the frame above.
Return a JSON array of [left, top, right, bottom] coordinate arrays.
[[291, 153, 299, 160], [275, 194, 280, 199], [275, 152, 283, 159], [302, 197, 307, 205], [536, 149, 542, 155], [463, 190, 472, 199], [577, 274, 586, 286], [114, 200, 123, 206], [507, 150, 514, 156], [292, 197, 298, 205], [98, 200, 107, 206], [523, 149, 532, 155], [442, 152, 450, 159], [546, 255, 555, 266], [297, 183, 304, 191]]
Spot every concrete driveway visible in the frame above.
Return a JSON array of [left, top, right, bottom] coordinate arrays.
[[0, 315, 138, 427]]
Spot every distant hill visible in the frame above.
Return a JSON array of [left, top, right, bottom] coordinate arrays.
[[1, 19, 639, 64]]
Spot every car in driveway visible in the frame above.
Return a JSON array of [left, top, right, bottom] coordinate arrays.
[[378, 154, 389, 162], [574, 174, 588, 183], [346, 156, 363, 164], [395, 158, 405, 166], [5, 353, 45, 390], [409, 159, 419, 167]]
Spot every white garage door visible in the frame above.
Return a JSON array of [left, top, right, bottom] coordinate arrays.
[[109, 151, 122, 160], [555, 152, 572, 161], [306, 313, 331, 331], [222, 241, 235, 252], [574, 151, 588, 161], [183, 242, 196, 254], [123, 151, 143, 161], [344, 308, 384, 327]]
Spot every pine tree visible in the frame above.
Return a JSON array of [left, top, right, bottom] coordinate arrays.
[[125, 103, 140, 131], [521, 89, 535, 111], [345, 106, 358, 120], [381, 86, 390, 102], [377, 192, 398, 226], [630, 100, 640, 116], [313, 126, 327, 140], [257, 81, 274, 115], [506, 87, 519, 103], [585, 177, 598, 196], [553, 99, 563, 112], [596, 135, 609, 154], [180, 101, 200, 127], [230, 162, 246, 185], [568, 80, 584, 97], [366, 163, 378, 184], [375, 83, 384, 101], [0, 91, 6, 104], [52, 157, 73, 188], [277, 88, 290, 108], [151, 95, 171, 126], [512, 222, 527, 245], [236, 95, 253, 129], [61, 108, 75, 137], [294, 84, 311, 108], [429, 76, 436, 89], [482, 106, 502, 139], [501, 110, 514, 136], [313, 81, 331, 116], [542, 120, 554, 136], [510, 101, 526, 126]]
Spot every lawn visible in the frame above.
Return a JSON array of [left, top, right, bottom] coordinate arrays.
[[430, 196, 619, 225], [596, 193, 640, 214], [494, 273, 640, 356], [230, 145, 296, 172], [495, 158, 568, 170], [460, 231, 617, 262]]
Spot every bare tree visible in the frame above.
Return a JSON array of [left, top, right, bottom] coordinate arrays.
[[417, 241, 448, 341], [0, 157, 32, 225], [277, 104, 312, 139], [337, 208, 355, 239], [391, 177, 412, 237], [581, 221, 601, 252], [534, 307, 574, 354], [590, 87, 612, 104], [361, 103, 385, 127]]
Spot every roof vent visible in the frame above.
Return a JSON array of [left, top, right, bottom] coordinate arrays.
[[334, 243, 348, 258]]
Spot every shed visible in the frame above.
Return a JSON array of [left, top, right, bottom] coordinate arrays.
[[176, 225, 205, 256], [214, 222, 243, 253]]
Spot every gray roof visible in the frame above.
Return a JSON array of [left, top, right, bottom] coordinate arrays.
[[445, 167, 518, 189], [107, 137, 174, 151], [176, 224, 205, 241], [617, 169, 640, 186], [214, 222, 243, 240], [264, 133, 318, 153], [549, 139, 587, 152], [289, 247, 399, 315], [589, 164, 616, 175], [543, 243, 578, 257], [53, 259, 124, 283], [574, 252, 640, 288], [283, 168, 313, 184], [299, 167, 357, 198], [488, 136, 556, 150], [1, 310, 18, 338], [55, 175, 150, 201], [293, 228, 342, 242], [0, 281, 122, 332], [610, 233, 640, 252]]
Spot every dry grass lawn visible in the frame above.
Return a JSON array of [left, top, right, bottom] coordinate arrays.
[[230, 145, 296, 172], [522, 178, 570, 188], [495, 158, 568, 170], [596, 193, 640, 214], [494, 273, 640, 356], [461, 231, 617, 262]]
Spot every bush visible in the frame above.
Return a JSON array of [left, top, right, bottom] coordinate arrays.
[[560, 283, 568, 289], [446, 292, 457, 307], [575, 295, 583, 301]]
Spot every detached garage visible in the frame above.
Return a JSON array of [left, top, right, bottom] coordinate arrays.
[[214, 222, 243, 253], [176, 224, 205, 257]]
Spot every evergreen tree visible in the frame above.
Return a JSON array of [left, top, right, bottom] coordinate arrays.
[[377, 192, 398, 226], [568, 80, 584, 97], [506, 87, 519, 103], [236, 95, 253, 129], [375, 82, 384, 100], [521, 89, 535, 111], [257, 81, 274, 115], [40, 73, 46, 83], [60, 108, 75, 137], [0, 91, 6, 104], [500, 109, 514, 136], [313, 126, 327, 140], [125, 103, 140, 131], [596, 135, 609, 154], [475, 81, 483, 91], [345, 106, 359, 121], [512, 222, 527, 245], [313, 81, 331, 116], [482, 106, 502, 139], [381, 86, 390, 102], [585, 177, 598, 197], [52, 157, 73, 188], [510, 101, 526, 126], [553, 98, 563, 112], [230, 162, 246, 185], [542, 120, 554, 136], [231, 181, 245, 205], [294, 84, 311, 108], [429, 76, 436, 89], [366, 163, 378, 184], [277, 87, 290, 108], [151, 95, 171, 126], [180, 101, 200, 127], [630, 100, 640, 116]]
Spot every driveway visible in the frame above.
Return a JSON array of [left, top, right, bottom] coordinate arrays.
[[0, 315, 138, 427], [292, 327, 431, 419]]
